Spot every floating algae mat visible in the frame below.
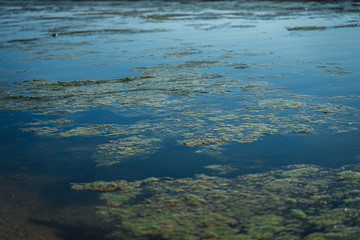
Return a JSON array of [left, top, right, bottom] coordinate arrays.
[[0, 0, 360, 239], [2, 64, 359, 165], [72, 164, 360, 240]]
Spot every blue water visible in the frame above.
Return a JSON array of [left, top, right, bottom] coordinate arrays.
[[1, 1, 360, 239]]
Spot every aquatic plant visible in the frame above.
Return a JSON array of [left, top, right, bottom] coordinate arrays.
[[2, 67, 358, 165], [94, 136, 162, 166], [72, 164, 360, 239], [0, 0, 358, 168], [287, 26, 327, 31], [204, 164, 237, 175], [1, 1, 360, 239]]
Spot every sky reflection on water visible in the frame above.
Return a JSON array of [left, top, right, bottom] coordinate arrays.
[[0, 1, 360, 239]]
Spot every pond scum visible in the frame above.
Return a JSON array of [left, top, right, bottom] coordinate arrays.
[[0, 0, 359, 165], [0, 66, 359, 165], [1, 0, 360, 239], [1, 67, 359, 239], [71, 164, 360, 240]]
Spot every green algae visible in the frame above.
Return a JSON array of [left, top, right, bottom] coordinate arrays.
[[287, 26, 327, 31], [180, 136, 226, 148], [344, 197, 360, 204], [204, 164, 237, 175], [142, 14, 190, 20], [0, 0, 359, 168], [324, 69, 351, 76], [71, 179, 142, 192], [21, 126, 60, 136], [333, 24, 360, 29], [27, 119, 73, 126], [1, 1, 359, 239], [282, 167, 319, 178], [338, 171, 360, 183], [72, 164, 360, 239], [309, 208, 360, 227], [290, 209, 307, 219], [59, 126, 104, 137], [256, 99, 306, 110], [52, 28, 169, 37], [2, 63, 359, 166], [94, 136, 162, 166], [287, 24, 360, 32]]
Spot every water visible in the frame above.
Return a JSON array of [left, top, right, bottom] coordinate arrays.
[[1, 1, 360, 239]]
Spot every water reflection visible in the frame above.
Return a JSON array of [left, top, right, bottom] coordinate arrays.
[[0, 0, 359, 239]]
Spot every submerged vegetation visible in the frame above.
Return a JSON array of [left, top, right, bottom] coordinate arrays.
[[72, 164, 360, 240]]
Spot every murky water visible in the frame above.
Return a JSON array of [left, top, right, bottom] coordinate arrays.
[[1, 0, 360, 239]]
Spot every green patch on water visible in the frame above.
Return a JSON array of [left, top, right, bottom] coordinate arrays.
[[72, 164, 360, 240], [1, 61, 359, 166], [1, 1, 360, 239]]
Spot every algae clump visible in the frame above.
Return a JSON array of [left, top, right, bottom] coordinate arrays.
[[72, 164, 360, 239]]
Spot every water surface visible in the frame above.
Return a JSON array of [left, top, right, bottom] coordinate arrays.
[[1, 1, 360, 239]]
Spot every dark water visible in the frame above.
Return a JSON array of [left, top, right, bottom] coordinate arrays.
[[1, 1, 360, 239]]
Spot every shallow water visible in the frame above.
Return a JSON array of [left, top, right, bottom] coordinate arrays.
[[1, 0, 360, 239]]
